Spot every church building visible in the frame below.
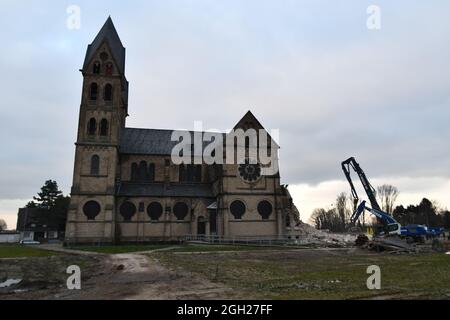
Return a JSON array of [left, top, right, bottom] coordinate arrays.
[[65, 18, 298, 244]]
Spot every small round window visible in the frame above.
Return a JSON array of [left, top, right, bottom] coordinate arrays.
[[173, 202, 189, 221], [83, 201, 101, 220], [258, 201, 273, 220], [120, 201, 137, 222], [147, 202, 163, 221], [230, 200, 246, 219]]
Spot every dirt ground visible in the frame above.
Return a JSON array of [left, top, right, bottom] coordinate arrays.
[[0, 245, 449, 300], [0, 246, 237, 300]]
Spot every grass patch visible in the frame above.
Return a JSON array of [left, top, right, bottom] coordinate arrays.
[[154, 249, 450, 300], [0, 245, 59, 259]]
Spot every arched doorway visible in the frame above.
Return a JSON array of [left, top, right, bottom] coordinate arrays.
[[197, 217, 206, 236]]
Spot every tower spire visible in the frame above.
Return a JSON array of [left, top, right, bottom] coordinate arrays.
[[83, 17, 126, 74]]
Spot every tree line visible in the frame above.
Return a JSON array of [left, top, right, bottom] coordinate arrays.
[[310, 184, 450, 232]]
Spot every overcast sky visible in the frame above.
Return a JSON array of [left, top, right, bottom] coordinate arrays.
[[1, 0, 449, 229]]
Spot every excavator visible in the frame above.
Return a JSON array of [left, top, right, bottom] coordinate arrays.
[[342, 158, 445, 250], [341, 157, 401, 237]]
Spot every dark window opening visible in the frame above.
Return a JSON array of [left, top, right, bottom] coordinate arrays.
[[100, 119, 108, 136], [131, 161, 155, 182], [83, 201, 101, 221], [89, 83, 98, 100], [197, 217, 206, 235], [147, 202, 163, 221], [120, 201, 137, 222], [100, 52, 109, 61], [138, 202, 145, 212], [258, 201, 273, 220], [230, 200, 246, 220], [105, 63, 114, 75], [139, 161, 148, 182], [93, 62, 101, 74], [245, 136, 250, 149], [173, 202, 189, 221], [87, 118, 97, 135], [104, 84, 113, 102], [180, 164, 202, 183], [148, 163, 155, 182], [131, 163, 138, 181], [90, 155, 100, 176], [195, 165, 202, 183]]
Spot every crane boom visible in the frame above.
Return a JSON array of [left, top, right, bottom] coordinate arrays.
[[341, 157, 381, 211]]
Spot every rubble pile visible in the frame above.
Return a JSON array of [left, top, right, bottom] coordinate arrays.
[[289, 221, 357, 247]]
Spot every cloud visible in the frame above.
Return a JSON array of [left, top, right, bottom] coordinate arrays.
[[0, 1, 449, 227]]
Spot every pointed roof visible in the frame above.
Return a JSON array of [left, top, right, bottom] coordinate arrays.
[[83, 17, 126, 74], [232, 110, 280, 148]]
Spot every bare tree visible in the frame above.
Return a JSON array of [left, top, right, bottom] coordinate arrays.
[[377, 184, 399, 214], [336, 192, 350, 230], [0, 219, 7, 231]]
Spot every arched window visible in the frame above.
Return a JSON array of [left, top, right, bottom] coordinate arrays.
[[105, 63, 114, 75], [148, 163, 155, 182], [179, 165, 186, 182], [90, 155, 100, 175], [174, 202, 189, 221], [131, 163, 138, 181], [147, 202, 163, 221], [100, 119, 108, 136], [139, 161, 148, 182], [186, 165, 194, 182], [104, 84, 113, 102], [230, 200, 246, 220], [120, 201, 137, 222], [93, 61, 101, 74], [195, 165, 202, 182], [245, 136, 250, 149], [258, 201, 273, 220], [89, 83, 98, 100], [87, 118, 97, 135], [83, 201, 101, 221]]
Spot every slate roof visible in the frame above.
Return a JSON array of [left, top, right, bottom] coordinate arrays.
[[118, 183, 215, 198], [16, 208, 60, 231], [83, 17, 126, 75], [120, 127, 225, 155]]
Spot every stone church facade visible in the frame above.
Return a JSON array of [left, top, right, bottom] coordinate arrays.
[[65, 18, 298, 244]]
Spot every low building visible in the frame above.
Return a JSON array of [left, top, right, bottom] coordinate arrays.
[[16, 208, 62, 242], [0, 231, 20, 244]]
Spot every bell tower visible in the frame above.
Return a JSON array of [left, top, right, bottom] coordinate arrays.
[[66, 17, 129, 244]]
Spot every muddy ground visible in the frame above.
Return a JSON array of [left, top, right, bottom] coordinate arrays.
[[0, 248, 237, 300], [0, 246, 449, 300]]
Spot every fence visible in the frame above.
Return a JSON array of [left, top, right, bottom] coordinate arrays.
[[184, 234, 311, 247]]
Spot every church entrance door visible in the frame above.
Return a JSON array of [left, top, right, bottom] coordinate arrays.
[[197, 217, 206, 236]]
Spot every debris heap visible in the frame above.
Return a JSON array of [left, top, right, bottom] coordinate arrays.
[[289, 221, 357, 247]]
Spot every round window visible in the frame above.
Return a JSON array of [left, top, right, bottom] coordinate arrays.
[[83, 201, 101, 220], [120, 201, 137, 222], [258, 201, 273, 220], [238, 159, 261, 183], [173, 202, 189, 221], [230, 200, 246, 219], [100, 52, 109, 61], [147, 202, 163, 221]]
